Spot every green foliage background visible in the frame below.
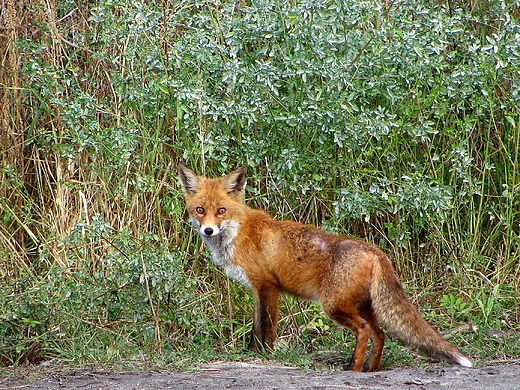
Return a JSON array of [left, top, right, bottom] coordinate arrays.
[[1, 0, 519, 367]]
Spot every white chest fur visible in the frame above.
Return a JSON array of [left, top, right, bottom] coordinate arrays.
[[193, 219, 251, 287]]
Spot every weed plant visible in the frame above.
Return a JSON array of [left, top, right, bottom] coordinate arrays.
[[1, 0, 519, 367]]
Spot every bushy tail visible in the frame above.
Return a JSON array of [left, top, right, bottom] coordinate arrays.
[[371, 258, 472, 368]]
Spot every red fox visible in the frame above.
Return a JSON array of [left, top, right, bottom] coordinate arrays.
[[178, 164, 472, 372]]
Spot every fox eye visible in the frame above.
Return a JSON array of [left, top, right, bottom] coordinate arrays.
[[217, 207, 226, 215], [195, 207, 204, 215]]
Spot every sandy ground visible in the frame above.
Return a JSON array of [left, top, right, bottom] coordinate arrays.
[[1, 359, 520, 390]]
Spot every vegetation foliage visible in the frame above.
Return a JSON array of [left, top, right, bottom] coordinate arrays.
[[1, 0, 519, 368]]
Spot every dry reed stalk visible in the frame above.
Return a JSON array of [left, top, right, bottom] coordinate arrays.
[[1, 0, 28, 277]]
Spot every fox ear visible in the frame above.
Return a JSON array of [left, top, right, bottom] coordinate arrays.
[[178, 164, 201, 195], [223, 167, 247, 197]]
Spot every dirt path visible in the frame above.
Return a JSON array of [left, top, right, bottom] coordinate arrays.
[[1, 360, 520, 389]]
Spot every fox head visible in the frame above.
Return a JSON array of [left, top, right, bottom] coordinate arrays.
[[178, 164, 247, 238]]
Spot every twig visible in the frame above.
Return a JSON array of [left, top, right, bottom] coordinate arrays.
[[141, 253, 162, 355]]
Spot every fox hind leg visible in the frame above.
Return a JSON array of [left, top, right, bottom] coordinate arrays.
[[325, 308, 372, 372], [363, 317, 385, 372]]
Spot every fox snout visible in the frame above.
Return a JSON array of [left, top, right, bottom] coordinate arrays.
[[200, 225, 220, 237]]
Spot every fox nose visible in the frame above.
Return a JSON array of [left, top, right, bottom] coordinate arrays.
[[204, 227, 214, 236]]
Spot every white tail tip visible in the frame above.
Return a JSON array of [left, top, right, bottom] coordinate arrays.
[[456, 355, 473, 368]]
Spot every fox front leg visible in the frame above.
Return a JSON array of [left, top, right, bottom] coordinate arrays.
[[248, 284, 279, 351]]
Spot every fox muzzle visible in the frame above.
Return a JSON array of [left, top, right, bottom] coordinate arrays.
[[200, 226, 220, 237]]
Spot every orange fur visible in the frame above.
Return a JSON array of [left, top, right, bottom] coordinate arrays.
[[178, 164, 472, 372]]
